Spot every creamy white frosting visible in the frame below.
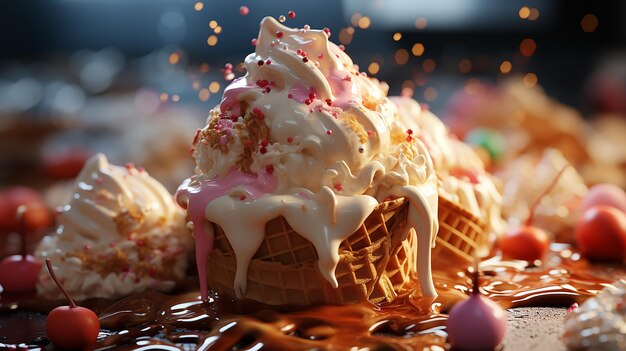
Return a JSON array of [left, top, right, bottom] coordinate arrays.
[[178, 17, 440, 300], [563, 279, 626, 351], [391, 96, 505, 247], [36, 154, 191, 301]]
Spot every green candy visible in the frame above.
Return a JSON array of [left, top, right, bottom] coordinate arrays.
[[464, 128, 505, 161]]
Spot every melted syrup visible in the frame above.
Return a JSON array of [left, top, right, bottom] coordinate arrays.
[[1, 244, 623, 351]]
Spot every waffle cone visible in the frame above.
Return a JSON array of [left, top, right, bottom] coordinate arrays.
[[205, 197, 415, 305], [432, 195, 488, 267]]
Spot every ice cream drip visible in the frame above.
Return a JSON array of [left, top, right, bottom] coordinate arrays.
[[177, 17, 439, 301]]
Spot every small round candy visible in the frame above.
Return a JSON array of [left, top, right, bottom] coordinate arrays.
[[464, 128, 505, 162], [447, 293, 508, 350], [47, 306, 100, 350], [581, 183, 626, 213]]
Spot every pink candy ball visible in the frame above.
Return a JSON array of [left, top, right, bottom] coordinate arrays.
[[582, 184, 626, 213], [447, 294, 508, 350]]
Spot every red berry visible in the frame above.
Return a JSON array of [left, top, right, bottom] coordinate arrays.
[[0, 187, 53, 235], [42, 150, 89, 180], [288, 11, 296, 19], [575, 206, 626, 262]]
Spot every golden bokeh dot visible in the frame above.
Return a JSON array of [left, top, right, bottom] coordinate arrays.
[[392, 32, 402, 41], [339, 28, 354, 45], [209, 20, 218, 29], [411, 43, 425, 56], [368, 62, 380, 75], [168, 52, 180, 65], [415, 17, 428, 30], [199, 63, 209, 73], [519, 6, 530, 19], [458, 59, 472, 73], [214, 26, 223, 34], [528, 8, 540, 21], [424, 87, 438, 101], [401, 80, 416, 91], [394, 49, 409, 65], [358, 16, 371, 29], [209, 81, 221, 93], [500, 60, 512, 74], [519, 38, 536, 57], [159, 93, 169, 102], [198, 89, 210, 102], [207, 35, 218, 46], [194, 2, 204, 11], [422, 58, 436, 73], [192, 81, 201, 90], [581, 14, 598, 33], [347, 27, 355, 35], [171, 94, 181, 102], [523, 73, 538, 87]]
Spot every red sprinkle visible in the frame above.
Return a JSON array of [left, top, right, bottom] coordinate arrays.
[[333, 183, 343, 191], [325, 98, 332, 106], [407, 129, 414, 135], [305, 99, 312, 105], [302, 57, 309, 63], [276, 31, 283, 38], [288, 11, 296, 19], [287, 136, 294, 143], [287, 93, 293, 99], [309, 92, 317, 100], [258, 60, 264, 66], [265, 59, 272, 65], [338, 44, 345, 51], [259, 146, 267, 154], [367, 130, 372, 137], [239, 6, 249, 16], [343, 75, 352, 81], [251, 38, 258, 46], [239, 195, 246, 201], [260, 139, 269, 147], [265, 165, 274, 174], [406, 135, 413, 142], [264, 87, 271, 93], [323, 28, 331, 36], [326, 130, 333, 135], [256, 79, 269, 87], [318, 54, 324, 59]]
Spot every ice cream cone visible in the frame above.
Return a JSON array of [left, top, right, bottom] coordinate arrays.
[[432, 195, 488, 267], [205, 197, 416, 305]]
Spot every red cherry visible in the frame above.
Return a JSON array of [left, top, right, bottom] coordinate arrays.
[[42, 150, 89, 180], [0, 255, 42, 293], [499, 226, 550, 262], [45, 259, 100, 350], [0, 187, 53, 234], [575, 206, 626, 262], [0, 206, 43, 293]]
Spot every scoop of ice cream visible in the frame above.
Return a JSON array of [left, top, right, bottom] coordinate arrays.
[[179, 17, 439, 300], [391, 96, 505, 246], [563, 279, 626, 351], [36, 154, 191, 300]]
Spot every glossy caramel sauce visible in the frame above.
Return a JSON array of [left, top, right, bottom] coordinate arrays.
[[1, 244, 624, 351]]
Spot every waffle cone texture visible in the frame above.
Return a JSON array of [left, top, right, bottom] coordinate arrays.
[[204, 197, 416, 305], [432, 195, 488, 267]]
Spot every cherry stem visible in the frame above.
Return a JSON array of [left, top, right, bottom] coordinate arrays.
[[471, 256, 480, 295], [525, 165, 569, 227], [16, 205, 28, 260], [45, 259, 77, 308]]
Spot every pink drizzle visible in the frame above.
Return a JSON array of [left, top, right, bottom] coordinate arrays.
[[176, 170, 277, 300], [220, 78, 258, 116]]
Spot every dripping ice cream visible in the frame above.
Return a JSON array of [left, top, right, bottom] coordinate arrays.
[[177, 16, 440, 302], [36, 154, 191, 300]]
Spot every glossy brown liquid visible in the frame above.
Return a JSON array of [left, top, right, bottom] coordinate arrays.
[[1, 245, 623, 351]]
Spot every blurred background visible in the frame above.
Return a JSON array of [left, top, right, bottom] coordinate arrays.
[[0, 0, 625, 195]]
